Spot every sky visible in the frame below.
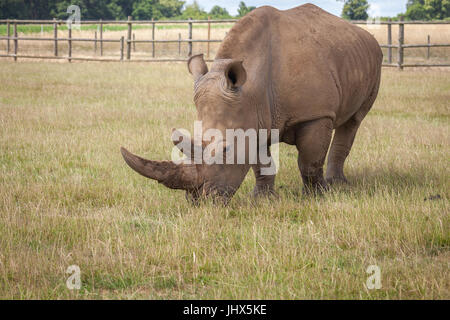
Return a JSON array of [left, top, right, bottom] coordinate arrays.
[[193, 1, 409, 17]]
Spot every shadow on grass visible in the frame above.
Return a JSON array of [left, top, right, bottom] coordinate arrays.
[[275, 165, 446, 200]]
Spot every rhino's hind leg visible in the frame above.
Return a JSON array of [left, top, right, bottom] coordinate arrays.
[[326, 71, 381, 185], [295, 118, 333, 195], [325, 116, 361, 185]]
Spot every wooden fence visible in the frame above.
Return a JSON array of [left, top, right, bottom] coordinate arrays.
[[0, 17, 449, 69]]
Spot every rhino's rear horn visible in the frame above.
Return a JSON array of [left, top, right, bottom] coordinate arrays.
[[120, 147, 199, 190], [171, 128, 204, 161]]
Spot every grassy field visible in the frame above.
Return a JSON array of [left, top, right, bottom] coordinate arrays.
[[0, 61, 448, 299], [0, 22, 449, 62]]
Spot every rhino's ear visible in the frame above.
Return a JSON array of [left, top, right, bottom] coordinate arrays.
[[224, 60, 247, 89], [188, 54, 208, 80]]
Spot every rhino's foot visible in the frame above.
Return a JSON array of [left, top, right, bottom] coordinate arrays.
[[325, 175, 349, 185], [252, 186, 278, 199], [302, 177, 329, 196]]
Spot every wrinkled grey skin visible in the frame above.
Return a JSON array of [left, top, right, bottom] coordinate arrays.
[[121, 4, 383, 204]]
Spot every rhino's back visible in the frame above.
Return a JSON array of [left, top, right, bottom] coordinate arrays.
[[277, 4, 382, 125], [216, 4, 382, 128]]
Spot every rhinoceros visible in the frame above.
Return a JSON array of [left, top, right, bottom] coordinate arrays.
[[121, 3, 382, 203]]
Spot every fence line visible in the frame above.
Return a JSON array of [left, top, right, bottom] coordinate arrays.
[[0, 18, 449, 68], [2, 18, 450, 24]]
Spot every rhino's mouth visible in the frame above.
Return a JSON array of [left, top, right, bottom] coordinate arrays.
[[185, 183, 236, 206]]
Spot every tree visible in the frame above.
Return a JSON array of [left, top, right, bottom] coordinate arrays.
[[0, 0, 43, 19], [178, 0, 207, 19], [405, 0, 450, 20], [423, 0, 450, 19], [132, 0, 184, 20], [237, 1, 256, 17], [407, 0, 425, 8], [209, 5, 231, 18], [341, 0, 370, 20], [0, 0, 185, 20], [131, 0, 155, 20], [405, 2, 428, 20], [52, 0, 114, 20], [157, 0, 184, 18]]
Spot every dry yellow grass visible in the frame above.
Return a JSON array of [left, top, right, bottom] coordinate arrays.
[[0, 61, 448, 299]]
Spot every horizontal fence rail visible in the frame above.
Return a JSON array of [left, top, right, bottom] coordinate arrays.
[[0, 18, 449, 68]]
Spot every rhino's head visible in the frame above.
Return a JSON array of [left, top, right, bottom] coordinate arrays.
[[121, 54, 258, 204]]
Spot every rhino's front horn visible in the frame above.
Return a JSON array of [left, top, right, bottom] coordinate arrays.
[[120, 147, 200, 190]]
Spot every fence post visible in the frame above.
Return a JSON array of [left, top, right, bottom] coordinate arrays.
[[152, 18, 155, 58], [427, 35, 431, 60], [133, 33, 136, 52], [120, 36, 124, 61], [398, 17, 404, 70], [127, 16, 132, 60], [188, 17, 192, 56], [207, 16, 211, 59], [99, 19, 103, 56], [13, 20, 17, 61], [68, 26, 72, 63], [6, 19, 10, 54], [387, 18, 392, 64], [178, 33, 181, 56], [53, 18, 58, 57], [94, 31, 97, 54]]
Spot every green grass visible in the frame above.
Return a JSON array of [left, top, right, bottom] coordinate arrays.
[[0, 23, 233, 36], [0, 24, 99, 35], [0, 62, 448, 299]]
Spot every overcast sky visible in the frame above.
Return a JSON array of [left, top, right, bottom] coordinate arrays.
[[194, 0, 408, 17]]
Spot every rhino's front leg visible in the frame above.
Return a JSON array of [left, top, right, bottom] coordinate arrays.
[[252, 164, 276, 197], [295, 117, 333, 195]]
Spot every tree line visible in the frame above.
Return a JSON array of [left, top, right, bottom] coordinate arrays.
[[0, 0, 448, 21], [340, 0, 449, 21], [0, 0, 255, 20]]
